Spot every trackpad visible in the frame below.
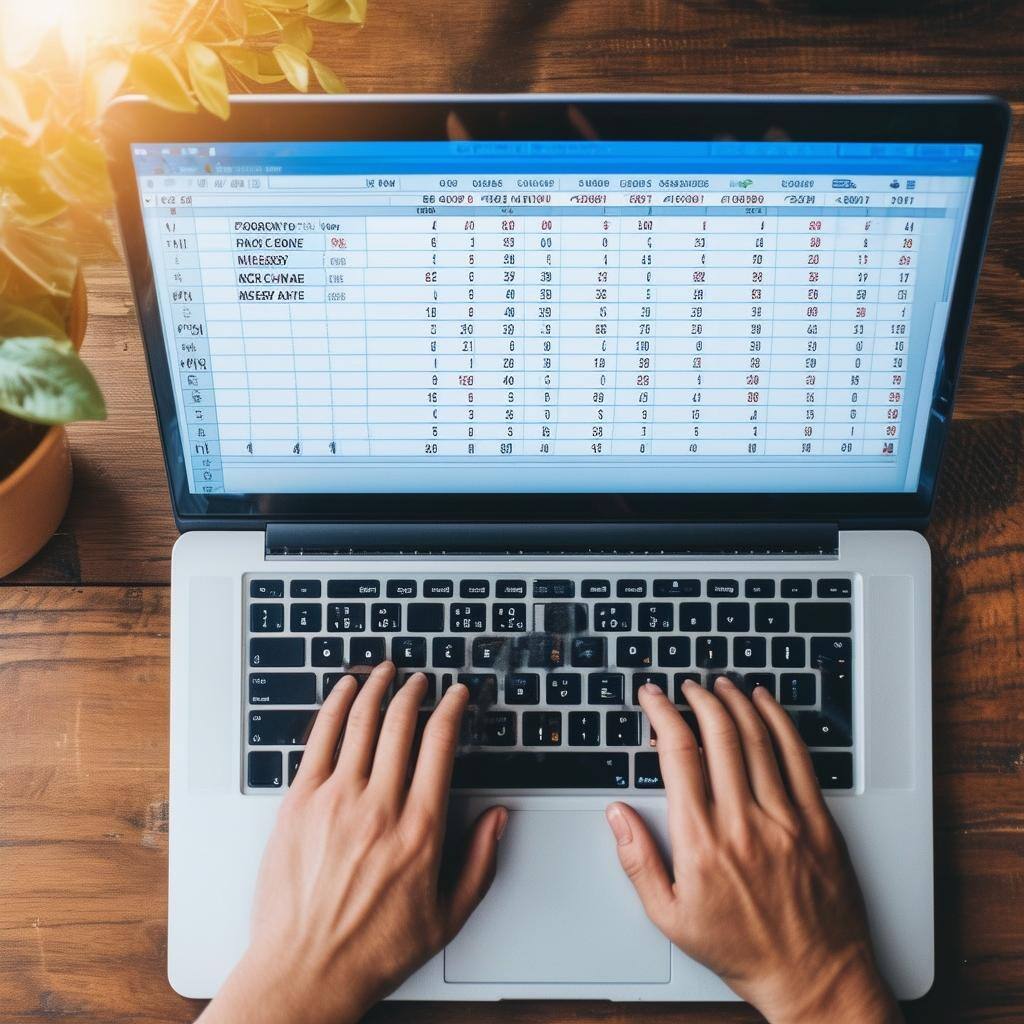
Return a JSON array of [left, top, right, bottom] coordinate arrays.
[[444, 810, 671, 984]]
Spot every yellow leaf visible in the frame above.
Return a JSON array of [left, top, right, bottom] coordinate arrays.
[[0, 73, 42, 141], [40, 131, 114, 208], [218, 46, 286, 84], [85, 59, 129, 122], [223, 0, 248, 34], [282, 17, 314, 53], [309, 57, 346, 94], [0, 215, 78, 297], [244, 8, 282, 35], [129, 51, 198, 114], [308, 0, 366, 23], [7, 179, 67, 227], [0, 301, 66, 340], [272, 43, 309, 92], [186, 42, 230, 120]]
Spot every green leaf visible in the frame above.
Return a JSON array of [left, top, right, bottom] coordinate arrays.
[[129, 51, 198, 113], [308, 0, 366, 24], [272, 43, 309, 92], [0, 336, 106, 425], [186, 42, 230, 120], [309, 56, 346, 93]]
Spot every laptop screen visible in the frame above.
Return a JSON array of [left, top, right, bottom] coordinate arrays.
[[130, 139, 980, 497]]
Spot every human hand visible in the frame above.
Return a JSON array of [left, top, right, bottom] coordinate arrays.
[[198, 664, 507, 1024], [606, 677, 902, 1024]]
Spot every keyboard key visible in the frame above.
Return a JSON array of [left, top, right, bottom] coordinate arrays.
[[781, 673, 816, 705], [632, 673, 668, 704], [782, 578, 812, 599], [249, 672, 316, 705], [771, 636, 807, 668], [568, 711, 601, 746], [821, 671, 852, 730], [817, 578, 852, 598], [523, 711, 562, 746], [505, 673, 540, 704], [472, 637, 506, 668], [542, 602, 588, 634], [290, 579, 321, 598], [716, 603, 750, 631], [673, 672, 703, 703], [707, 578, 739, 598], [617, 636, 653, 667], [496, 579, 527, 598], [290, 603, 322, 633], [250, 579, 284, 599], [323, 673, 350, 699], [588, 672, 625, 704], [432, 637, 465, 668], [594, 603, 632, 631], [634, 752, 664, 789], [457, 674, 498, 704], [250, 637, 304, 668], [327, 603, 365, 632], [533, 579, 574, 598], [695, 636, 727, 668], [328, 579, 380, 598], [795, 603, 852, 633], [460, 579, 490, 598], [657, 636, 690, 667], [547, 672, 582, 705], [638, 603, 673, 631], [311, 637, 345, 667], [372, 603, 401, 631], [734, 637, 767, 667], [812, 636, 852, 668], [423, 579, 454, 598], [288, 750, 303, 785], [407, 603, 445, 632], [392, 637, 427, 667], [452, 752, 628, 788], [517, 633, 566, 670], [248, 710, 316, 746], [653, 578, 700, 597], [397, 671, 436, 704], [745, 672, 776, 697], [754, 602, 790, 632], [797, 710, 852, 747], [744, 579, 775, 598], [250, 604, 284, 633], [606, 711, 641, 746], [386, 579, 417, 598], [493, 603, 528, 632], [347, 638, 385, 667], [450, 604, 486, 632], [582, 579, 611, 597], [617, 579, 647, 598], [480, 711, 516, 746], [571, 636, 606, 668], [811, 751, 853, 789], [248, 750, 282, 788], [678, 602, 712, 631]]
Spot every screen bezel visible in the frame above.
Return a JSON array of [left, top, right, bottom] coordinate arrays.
[[104, 94, 1009, 529]]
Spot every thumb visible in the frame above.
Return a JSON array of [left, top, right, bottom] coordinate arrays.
[[606, 802, 675, 929], [442, 805, 508, 939]]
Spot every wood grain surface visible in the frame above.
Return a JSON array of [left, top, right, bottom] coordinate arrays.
[[1, 1, 1022, 1021]]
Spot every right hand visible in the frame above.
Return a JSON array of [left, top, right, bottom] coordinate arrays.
[[606, 677, 902, 1024]]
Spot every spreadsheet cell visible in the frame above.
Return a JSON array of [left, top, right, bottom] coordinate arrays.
[[136, 139, 977, 494]]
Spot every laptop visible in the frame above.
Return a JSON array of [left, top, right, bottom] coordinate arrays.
[[106, 94, 1008, 1002]]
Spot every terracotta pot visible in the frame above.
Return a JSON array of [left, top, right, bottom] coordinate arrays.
[[0, 273, 88, 577]]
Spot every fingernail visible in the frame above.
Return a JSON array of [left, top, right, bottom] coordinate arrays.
[[448, 681, 469, 695], [681, 677, 698, 689], [643, 682, 663, 695], [495, 807, 509, 841], [714, 675, 733, 690], [606, 804, 633, 846]]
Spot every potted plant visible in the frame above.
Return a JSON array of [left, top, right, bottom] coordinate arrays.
[[0, 0, 363, 576]]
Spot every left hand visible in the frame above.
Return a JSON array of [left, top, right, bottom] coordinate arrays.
[[198, 664, 508, 1024]]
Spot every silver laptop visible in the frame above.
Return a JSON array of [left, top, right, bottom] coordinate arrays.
[[106, 94, 1008, 1001]]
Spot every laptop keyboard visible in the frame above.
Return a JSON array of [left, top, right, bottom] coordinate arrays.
[[244, 574, 855, 793]]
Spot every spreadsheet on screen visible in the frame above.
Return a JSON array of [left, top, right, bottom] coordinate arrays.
[[132, 140, 980, 495]]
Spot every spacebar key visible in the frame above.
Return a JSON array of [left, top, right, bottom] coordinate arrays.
[[452, 752, 629, 789]]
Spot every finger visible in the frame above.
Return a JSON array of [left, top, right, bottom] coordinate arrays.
[[442, 806, 508, 940], [408, 681, 469, 816], [752, 685, 831, 827], [712, 677, 794, 825], [369, 671, 428, 800], [292, 674, 359, 787], [333, 661, 395, 782], [606, 803, 675, 933], [680, 679, 752, 809], [637, 684, 709, 826]]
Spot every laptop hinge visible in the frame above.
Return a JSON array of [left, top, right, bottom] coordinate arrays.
[[264, 522, 839, 558]]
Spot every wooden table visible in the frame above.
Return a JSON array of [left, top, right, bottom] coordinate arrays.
[[2, 2, 1022, 1021]]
